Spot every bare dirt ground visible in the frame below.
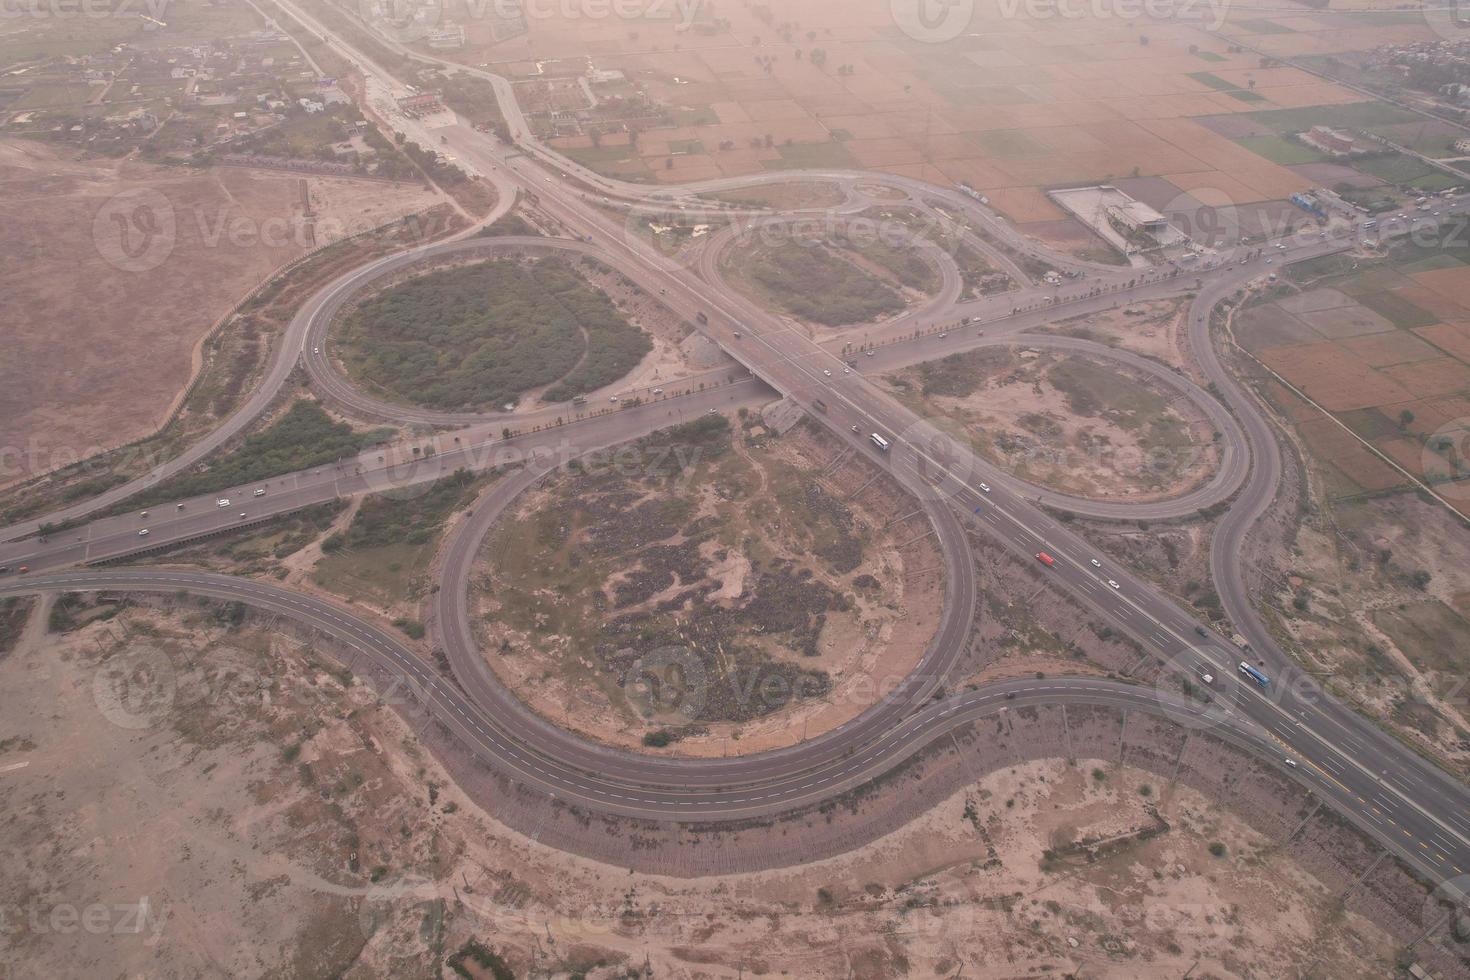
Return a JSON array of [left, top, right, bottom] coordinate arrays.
[[1259, 474, 1470, 778], [0, 139, 440, 488], [1, 593, 1431, 978], [881, 345, 1219, 503], [1039, 295, 1199, 378], [470, 417, 944, 756]]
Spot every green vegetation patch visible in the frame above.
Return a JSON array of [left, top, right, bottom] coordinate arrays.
[[1236, 18, 1293, 33], [954, 243, 1015, 298], [852, 238, 940, 292], [316, 469, 490, 604], [744, 242, 905, 325], [1187, 72, 1238, 92], [1240, 102, 1421, 136], [1234, 135, 1325, 165], [122, 401, 390, 512], [762, 139, 857, 170], [339, 257, 650, 410], [0, 597, 32, 656], [1354, 290, 1438, 329]]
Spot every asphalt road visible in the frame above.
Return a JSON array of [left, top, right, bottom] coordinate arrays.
[[5, 1, 1470, 892]]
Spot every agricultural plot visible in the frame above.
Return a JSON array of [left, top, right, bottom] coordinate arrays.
[[1240, 247, 1470, 499]]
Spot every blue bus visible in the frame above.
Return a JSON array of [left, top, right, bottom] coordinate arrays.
[[1238, 661, 1269, 688]]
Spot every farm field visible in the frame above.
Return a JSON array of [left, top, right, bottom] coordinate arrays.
[[429, 0, 1410, 244], [1234, 243, 1470, 505]]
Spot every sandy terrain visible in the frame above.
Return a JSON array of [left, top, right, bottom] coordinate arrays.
[[0, 594, 1417, 977], [883, 344, 1220, 503], [1042, 296, 1198, 375], [0, 140, 440, 488]]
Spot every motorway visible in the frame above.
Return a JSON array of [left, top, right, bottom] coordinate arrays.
[[4, 0, 1470, 894]]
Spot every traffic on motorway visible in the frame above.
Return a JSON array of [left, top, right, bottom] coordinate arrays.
[[6, 10, 1470, 925]]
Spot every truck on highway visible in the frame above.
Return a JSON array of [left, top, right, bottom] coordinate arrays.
[[695, 311, 708, 325], [1238, 662, 1270, 687], [870, 433, 890, 452], [812, 398, 827, 413], [1035, 552, 1056, 567]]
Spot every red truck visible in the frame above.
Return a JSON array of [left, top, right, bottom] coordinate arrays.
[[1035, 552, 1056, 567]]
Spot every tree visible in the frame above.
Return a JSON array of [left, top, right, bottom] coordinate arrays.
[[1398, 408, 1415, 429]]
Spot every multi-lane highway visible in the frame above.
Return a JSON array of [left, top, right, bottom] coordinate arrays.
[[5, 0, 1470, 899]]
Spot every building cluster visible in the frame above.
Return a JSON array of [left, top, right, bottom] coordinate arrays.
[[1, 22, 359, 160]]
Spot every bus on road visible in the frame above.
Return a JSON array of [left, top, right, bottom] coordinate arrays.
[[1238, 662, 1270, 687], [870, 433, 890, 452]]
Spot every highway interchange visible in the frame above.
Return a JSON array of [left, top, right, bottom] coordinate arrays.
[[5, 2, 1470, 904]]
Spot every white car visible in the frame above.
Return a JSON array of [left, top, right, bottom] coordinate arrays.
[[865, 350, 875, 357], [138, 529, 149, 536], [1107, 580, 1120, 590], [609, 396, 619, 402], [313, 347, 320, 355], [652, 387, 663, 395], [1090, 558, 1101, 568], [1284, 757, 1297, 768], [253, 488, 266, 497], [939, 332, 947, 338], [1201, 673, 1214, 685], [843, 368, 851, 374], [823, 369, 832, 377], [238, 512, 247, 519], [217, 499, 230, 508]]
